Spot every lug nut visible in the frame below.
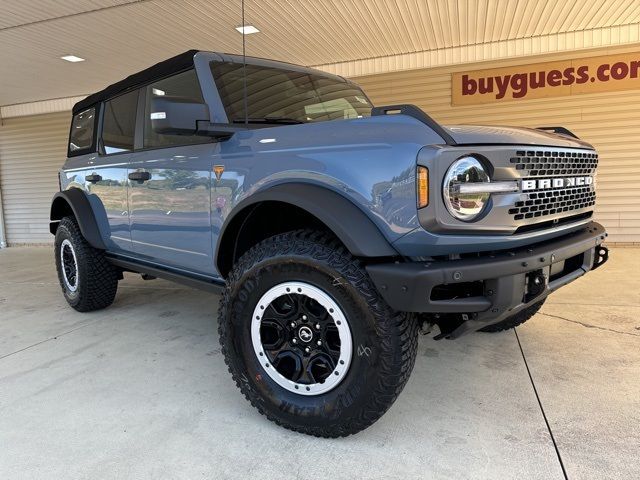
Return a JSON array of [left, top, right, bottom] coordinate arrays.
[[317, 340, 322, 346], [315, 324, 320, 330], [305, 347, 310, 353], [292, 338, 297, 344], [302, 315, 307, 321], [290, 322, 296, 328]]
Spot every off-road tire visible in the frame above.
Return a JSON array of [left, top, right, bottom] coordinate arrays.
[[218, 230, 418, 437], [54, 216, 118, 312], [480, 298, 546, 332]]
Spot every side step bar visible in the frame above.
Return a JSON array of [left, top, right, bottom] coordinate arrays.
[[107, 255, 225, 293]]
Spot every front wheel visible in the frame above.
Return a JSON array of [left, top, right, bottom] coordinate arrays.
[[218, 230, 418, 437]]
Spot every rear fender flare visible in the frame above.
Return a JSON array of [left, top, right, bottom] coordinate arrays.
[[49, 188, 109, 250]]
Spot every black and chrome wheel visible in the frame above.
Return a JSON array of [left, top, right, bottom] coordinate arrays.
[[54, 216, 119, 312], [218, 230, 418, 437], [60, 238, 79, 293], [251, 281, 352, 395]]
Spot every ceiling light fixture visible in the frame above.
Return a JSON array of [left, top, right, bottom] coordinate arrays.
[[61, 55, 85, 63], [235, 25, 259, 34]]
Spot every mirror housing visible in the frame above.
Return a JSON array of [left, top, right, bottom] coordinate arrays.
[[150, 96, 209, 135], [150, 96, 238, 141]]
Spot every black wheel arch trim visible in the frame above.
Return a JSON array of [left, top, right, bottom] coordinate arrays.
[[215, 183, 399, 275], [50, 188, 108, 250]]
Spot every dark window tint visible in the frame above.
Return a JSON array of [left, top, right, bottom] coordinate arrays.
[[210, 62, 372, 124], [144, 69, 205, 148], [102, 90, 138, 154], [69, 107, 96, 154]]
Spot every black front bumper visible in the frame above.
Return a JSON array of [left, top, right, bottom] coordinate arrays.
[[366, 222, 608, 338]]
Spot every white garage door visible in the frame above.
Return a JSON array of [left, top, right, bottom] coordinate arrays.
[[0, 112, 70, 245]]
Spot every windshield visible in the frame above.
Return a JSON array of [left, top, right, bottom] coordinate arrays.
[[210, 61, 372, 124]]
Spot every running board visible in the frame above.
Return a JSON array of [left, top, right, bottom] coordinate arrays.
[[107, 255, 225, 293]]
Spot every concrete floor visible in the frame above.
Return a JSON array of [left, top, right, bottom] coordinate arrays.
[[0, 247, 638, 480]]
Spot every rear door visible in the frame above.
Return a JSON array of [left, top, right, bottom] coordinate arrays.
[[91, 90, 139, 251], [127, 70, 215, 275]]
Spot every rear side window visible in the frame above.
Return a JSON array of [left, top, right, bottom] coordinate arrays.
[[102, 90, 139, 155], [68, 107, 96, 156], [144, 69, 205, 148]]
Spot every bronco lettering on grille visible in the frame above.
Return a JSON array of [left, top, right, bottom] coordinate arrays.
[[522, 176, 593, 191]]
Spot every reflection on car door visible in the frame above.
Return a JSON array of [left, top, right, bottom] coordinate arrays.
[[127, 145, 214, 274], [85, 154, 131, 250]]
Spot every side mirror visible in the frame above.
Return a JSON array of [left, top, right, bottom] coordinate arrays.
[[150, 96, 209, 135]]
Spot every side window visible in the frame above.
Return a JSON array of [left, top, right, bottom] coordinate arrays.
[[69, 107, 96, 155], [144, 69, 205, 148], [102, 90, 139, 155]]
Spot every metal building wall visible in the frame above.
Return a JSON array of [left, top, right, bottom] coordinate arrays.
[[0, 112, 70, 245], [355, 46, 640, 244]]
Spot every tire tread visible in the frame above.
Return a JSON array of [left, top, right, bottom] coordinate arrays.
[[218, 230, 418, 437]]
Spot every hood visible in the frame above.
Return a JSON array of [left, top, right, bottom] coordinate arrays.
[[442, 124, 593, 149]]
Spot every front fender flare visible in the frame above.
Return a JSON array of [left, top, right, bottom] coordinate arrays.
[[49, 188, 108, 250], [216, 183, 399, 273]]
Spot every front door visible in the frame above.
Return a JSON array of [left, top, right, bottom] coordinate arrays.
[[127, 144, 214, 274], [127, 70, 215, 275]]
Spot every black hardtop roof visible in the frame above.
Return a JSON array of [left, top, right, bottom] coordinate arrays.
[[72, 49, 199, 114]]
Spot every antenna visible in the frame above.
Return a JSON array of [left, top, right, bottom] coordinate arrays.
[[241, 0, 248, 126]]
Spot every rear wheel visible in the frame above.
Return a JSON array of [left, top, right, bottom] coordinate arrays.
[[54, 216, 118, 312], [218, 230, 418, 437]]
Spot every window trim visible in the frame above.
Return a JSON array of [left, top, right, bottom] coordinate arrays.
[[67, 105, 100, 158], [99, 88, 140, 157]]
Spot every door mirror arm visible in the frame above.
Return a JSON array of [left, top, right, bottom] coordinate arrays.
[[195, 121, 244, 141]]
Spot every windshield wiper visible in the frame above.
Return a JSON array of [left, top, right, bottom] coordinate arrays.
[[232, 116, 306, 125]]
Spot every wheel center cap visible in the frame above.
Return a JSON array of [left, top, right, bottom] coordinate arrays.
[[298, 326, 313, 343]]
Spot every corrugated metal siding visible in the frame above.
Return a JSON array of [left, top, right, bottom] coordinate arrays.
[[3, 0, 640, 105], [354, 46, 640, 243], [0, 112, 70, 245]]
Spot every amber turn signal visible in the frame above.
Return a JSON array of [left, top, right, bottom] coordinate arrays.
[[417, 166, 429, 208]]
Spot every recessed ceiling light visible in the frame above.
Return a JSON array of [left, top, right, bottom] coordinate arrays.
[[61, 55, 85, 63], [235, 25, 259, 34]]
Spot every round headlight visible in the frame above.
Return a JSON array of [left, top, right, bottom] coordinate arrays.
[[443, 157, 490, 221]]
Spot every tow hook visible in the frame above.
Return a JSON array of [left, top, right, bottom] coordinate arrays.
[[592, 246, 609, 270], [524, 270, 547, 303]]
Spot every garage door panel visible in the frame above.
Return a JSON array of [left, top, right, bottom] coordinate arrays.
[[0, 112, 70, 245]]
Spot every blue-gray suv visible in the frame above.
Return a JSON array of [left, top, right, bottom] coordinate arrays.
[[50, 50, 608, 436]]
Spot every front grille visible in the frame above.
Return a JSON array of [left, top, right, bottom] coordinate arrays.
[[509, 185, 596, 221], [510, 149, 598, 177]]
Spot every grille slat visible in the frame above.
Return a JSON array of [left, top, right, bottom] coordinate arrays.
[[511, 150, 598, 177], [509, 185, 596, 220]]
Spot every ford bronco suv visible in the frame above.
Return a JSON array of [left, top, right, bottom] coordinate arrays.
[[50, 50, 608, 437]]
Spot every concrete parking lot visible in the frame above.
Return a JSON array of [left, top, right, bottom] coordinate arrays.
[[0, 246, 638, 480]]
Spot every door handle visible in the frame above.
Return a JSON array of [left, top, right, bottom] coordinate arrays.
[[128, 171, 151, 183], [86, 174, 102, 183]]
